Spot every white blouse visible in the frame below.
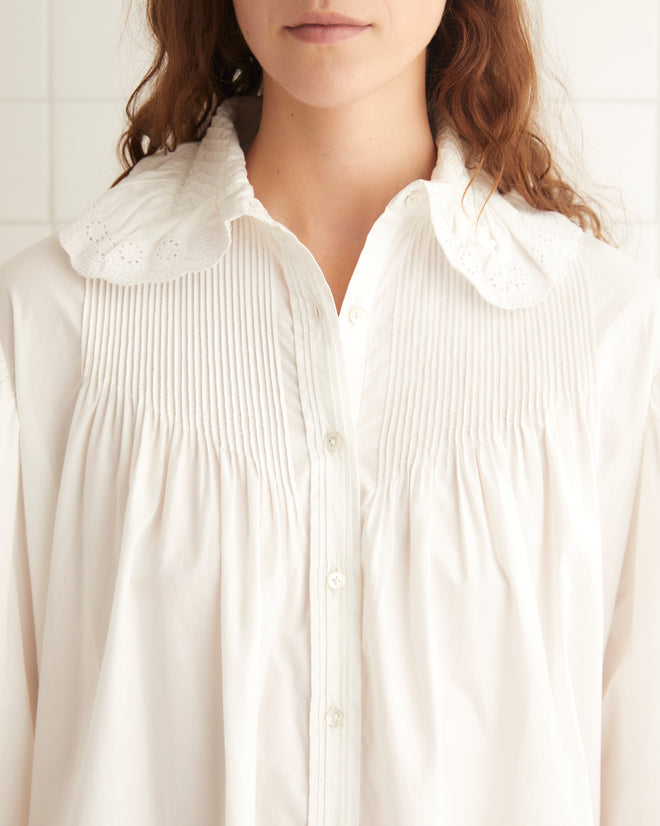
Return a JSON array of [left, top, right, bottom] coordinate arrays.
[[1, 96, 659, 826]]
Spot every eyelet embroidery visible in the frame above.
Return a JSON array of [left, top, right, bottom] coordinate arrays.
[[59, 97, 582, 304], [119, 241, 144, 264], [155, 238, 182, 264]]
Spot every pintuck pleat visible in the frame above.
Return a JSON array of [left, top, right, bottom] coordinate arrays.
[[81, 228, 596, 489], [80, 228, 298, 505], [375, 222, 596, 479]]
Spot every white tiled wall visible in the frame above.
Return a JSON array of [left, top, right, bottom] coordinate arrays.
[[538, 0, 660, 274], [1, 0, 659, 278], [0, 0, 150, 262]]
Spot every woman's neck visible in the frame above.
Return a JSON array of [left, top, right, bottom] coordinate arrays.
[[244, 61, 437, 252]]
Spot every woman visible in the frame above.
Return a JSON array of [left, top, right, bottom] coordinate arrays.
[[1, 0, 658, 824]]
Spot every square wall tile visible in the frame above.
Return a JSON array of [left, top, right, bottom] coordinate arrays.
[[575, 102, 657, 224], [0, 224, 52, 267], [0, 0, 48, 98], [0, 104, 49, 222], [538, 100, 657, 228], [538, 0, 659, 100], [52, 0, 129, 99], [115, 0, 156, 105], [52, 101, 127, 222]]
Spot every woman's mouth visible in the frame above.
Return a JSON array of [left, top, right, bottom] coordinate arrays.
[[285, 13, 371, 44]]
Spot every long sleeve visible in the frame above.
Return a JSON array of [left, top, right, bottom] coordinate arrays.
[[0, 335, 37, 825], [601, 368, 660, 824]]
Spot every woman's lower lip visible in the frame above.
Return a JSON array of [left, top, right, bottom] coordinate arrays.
[[285, 24, 369, 44]]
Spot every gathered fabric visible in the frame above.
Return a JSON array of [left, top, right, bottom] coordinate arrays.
[[0, 96, 658, 826]]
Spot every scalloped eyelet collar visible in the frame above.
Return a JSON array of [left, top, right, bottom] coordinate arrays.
[[59, 95, 583, 309]]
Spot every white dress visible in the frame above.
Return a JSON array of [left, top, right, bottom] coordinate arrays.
[[1, 96, 658, 826]]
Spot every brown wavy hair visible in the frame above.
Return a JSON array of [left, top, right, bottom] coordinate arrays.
[[115, 0, 607, 241]]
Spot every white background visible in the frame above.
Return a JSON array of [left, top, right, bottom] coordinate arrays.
[[0, 0, 658, 277]]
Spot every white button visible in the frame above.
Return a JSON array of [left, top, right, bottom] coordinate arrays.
[[348, 306, 365, 324], [405, 192, 422, 208], [326, 570, 346, 591], [325, 707, 344, 727], [323, 432, 343, 452]]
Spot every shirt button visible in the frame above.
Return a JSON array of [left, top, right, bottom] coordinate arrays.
[[405, 191, 422, 208], [326, 570, 346, 591], [325, 707, 344, 727], [348, 306, 365, 324], [323, 432, 343, 452]]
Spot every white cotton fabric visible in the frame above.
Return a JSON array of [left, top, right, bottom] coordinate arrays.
[[1, 96, 659, 826]]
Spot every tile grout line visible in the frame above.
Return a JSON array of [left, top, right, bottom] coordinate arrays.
[[46, 0, 55, 230], [0, 97, 126, 104], [0, 221, 58, 228], [572, 97, 660, 106], [657, 0, 660, 275]]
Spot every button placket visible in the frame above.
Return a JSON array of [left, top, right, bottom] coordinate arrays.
[[317, 415, 360, 825], [287, 248, 362, 826]]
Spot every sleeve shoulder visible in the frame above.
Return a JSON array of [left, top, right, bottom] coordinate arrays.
[[578, 234, 660, 822], [0, 233, 80, 825], [0, 329, 37, 826], [578, 232, 660, 357], [1, 233, 81, 369], [601, 365, 660, 824]]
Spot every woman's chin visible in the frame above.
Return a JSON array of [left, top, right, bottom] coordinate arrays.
[[261, 70, 398, 114]]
